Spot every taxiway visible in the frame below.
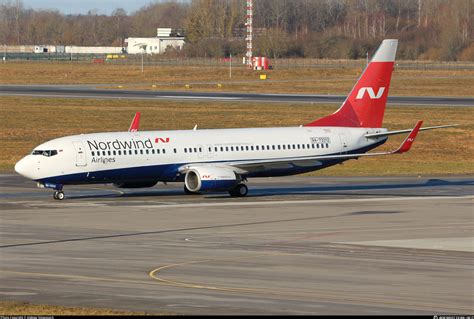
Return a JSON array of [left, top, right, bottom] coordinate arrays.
[[0, 175, 473, 314]]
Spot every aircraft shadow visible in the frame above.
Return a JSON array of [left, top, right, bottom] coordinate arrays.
[[67, 178, 474, 200]]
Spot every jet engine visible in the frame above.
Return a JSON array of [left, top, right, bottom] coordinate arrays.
[[184, 167, 238, 192]]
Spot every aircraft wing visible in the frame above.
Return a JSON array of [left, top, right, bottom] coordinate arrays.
[[180, 121, 424, 175], [365, 123, 457, 138]]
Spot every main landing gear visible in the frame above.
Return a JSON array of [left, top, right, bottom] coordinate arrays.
[[53, 191, 65, 200], [229, 183, 248, 197]]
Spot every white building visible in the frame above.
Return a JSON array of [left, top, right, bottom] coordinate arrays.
[[126, 28, 185, 55], [64, 46, 123, 54]]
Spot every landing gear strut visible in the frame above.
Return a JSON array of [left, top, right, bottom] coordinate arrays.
[[229, 183, 248, 197], [53, 191, 65, 200]]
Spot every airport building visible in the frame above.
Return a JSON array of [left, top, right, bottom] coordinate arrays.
[[125, 28, 185, 55]]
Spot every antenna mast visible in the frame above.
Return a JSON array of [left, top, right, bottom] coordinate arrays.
[[245, 0, 253, 69]]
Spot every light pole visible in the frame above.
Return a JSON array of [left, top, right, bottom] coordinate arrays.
[[229, 53, 232, 79]]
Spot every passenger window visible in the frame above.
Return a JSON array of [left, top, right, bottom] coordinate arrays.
[[118, 150, 121, 155], [326, 143, 329, 148], [225, 147, 229, 152], [103, 151, 106, 156], [256, 146, 259, 151], [108, 151, 111, 156], [91, 151, 95, 156], [129, 150, 132, 155], [113, 150, 116, 155], [174, 148, 177, 153], [163, 149, 166, 154], [199, 147, 202, 152], [302, 145, 305, 149], [194, 148, 197, 153], [220, 147, 224, 152], [135, 150, 138, 154], [184, 148, 187, 153], [297, 145, 300, 149], [231, 146, 234, 151], [140, 150, 143, 155], [251, 146, 254, 151], [245, 146, 249, 151], [215, 147, 218, 152], [145, 150, 149, 155], [272, 145, 275, 150]]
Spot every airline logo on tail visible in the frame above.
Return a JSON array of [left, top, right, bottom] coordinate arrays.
[[356, 87, 385, 100]]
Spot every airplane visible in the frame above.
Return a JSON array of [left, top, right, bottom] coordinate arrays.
[[14, 39, 456, 200]]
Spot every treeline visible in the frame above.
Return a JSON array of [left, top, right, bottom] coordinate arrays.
[[0, 0, 473, 61]]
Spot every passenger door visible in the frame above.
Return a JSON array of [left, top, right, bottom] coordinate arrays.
[[72, 141, 87, 166]]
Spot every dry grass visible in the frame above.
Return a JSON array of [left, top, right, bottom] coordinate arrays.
[[1, 96, 472, 175], [0, 300, 170, 315], [1, 62, 473, 96]]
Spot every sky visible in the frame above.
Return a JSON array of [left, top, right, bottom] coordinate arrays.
[[21, 0, 160, 15]]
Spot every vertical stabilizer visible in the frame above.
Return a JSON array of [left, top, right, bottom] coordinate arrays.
[[305, 39, 398, 128]]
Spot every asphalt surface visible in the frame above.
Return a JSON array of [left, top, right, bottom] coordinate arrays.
[[1, 85, 473, 106], [0, 174, 473, 315]]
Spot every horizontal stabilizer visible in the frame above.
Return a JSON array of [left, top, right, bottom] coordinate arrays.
[[365, 124, 458, 138]]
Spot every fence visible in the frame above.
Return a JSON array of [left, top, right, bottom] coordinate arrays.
[[2, 52, 474, 70]]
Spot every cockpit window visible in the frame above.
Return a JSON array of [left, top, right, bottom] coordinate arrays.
[[32, 150, 58, 157]]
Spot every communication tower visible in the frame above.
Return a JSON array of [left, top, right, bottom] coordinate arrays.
[[245, 0, 253, 69]]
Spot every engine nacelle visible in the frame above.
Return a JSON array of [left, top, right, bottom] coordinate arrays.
[[185, 167, 237, 192], [113, 181, 158, 188]]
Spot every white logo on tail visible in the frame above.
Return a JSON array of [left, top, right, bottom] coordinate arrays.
[[356, 87, 385, 100]]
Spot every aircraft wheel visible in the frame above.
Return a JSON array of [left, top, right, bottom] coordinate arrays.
[[54, 191, 65, 200], [229, 184, 248, 197]]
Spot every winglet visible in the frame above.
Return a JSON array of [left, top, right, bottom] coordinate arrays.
[[128, 112, 140, 132], [394, 120, 423, 154]]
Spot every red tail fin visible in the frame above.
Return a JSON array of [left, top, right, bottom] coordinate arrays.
[[305, 39, 398, 128]]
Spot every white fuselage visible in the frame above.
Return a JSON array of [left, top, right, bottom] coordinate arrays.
[[15, 126, 387, 186]]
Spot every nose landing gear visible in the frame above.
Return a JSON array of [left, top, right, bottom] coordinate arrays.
[[53, 191, 65, 200], [37, 182, 65, 200]]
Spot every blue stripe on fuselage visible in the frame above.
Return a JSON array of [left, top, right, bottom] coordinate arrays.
[[36, 139, 386, 185]]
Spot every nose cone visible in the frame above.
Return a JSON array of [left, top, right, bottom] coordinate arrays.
[[15, 156, 35, 179]]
